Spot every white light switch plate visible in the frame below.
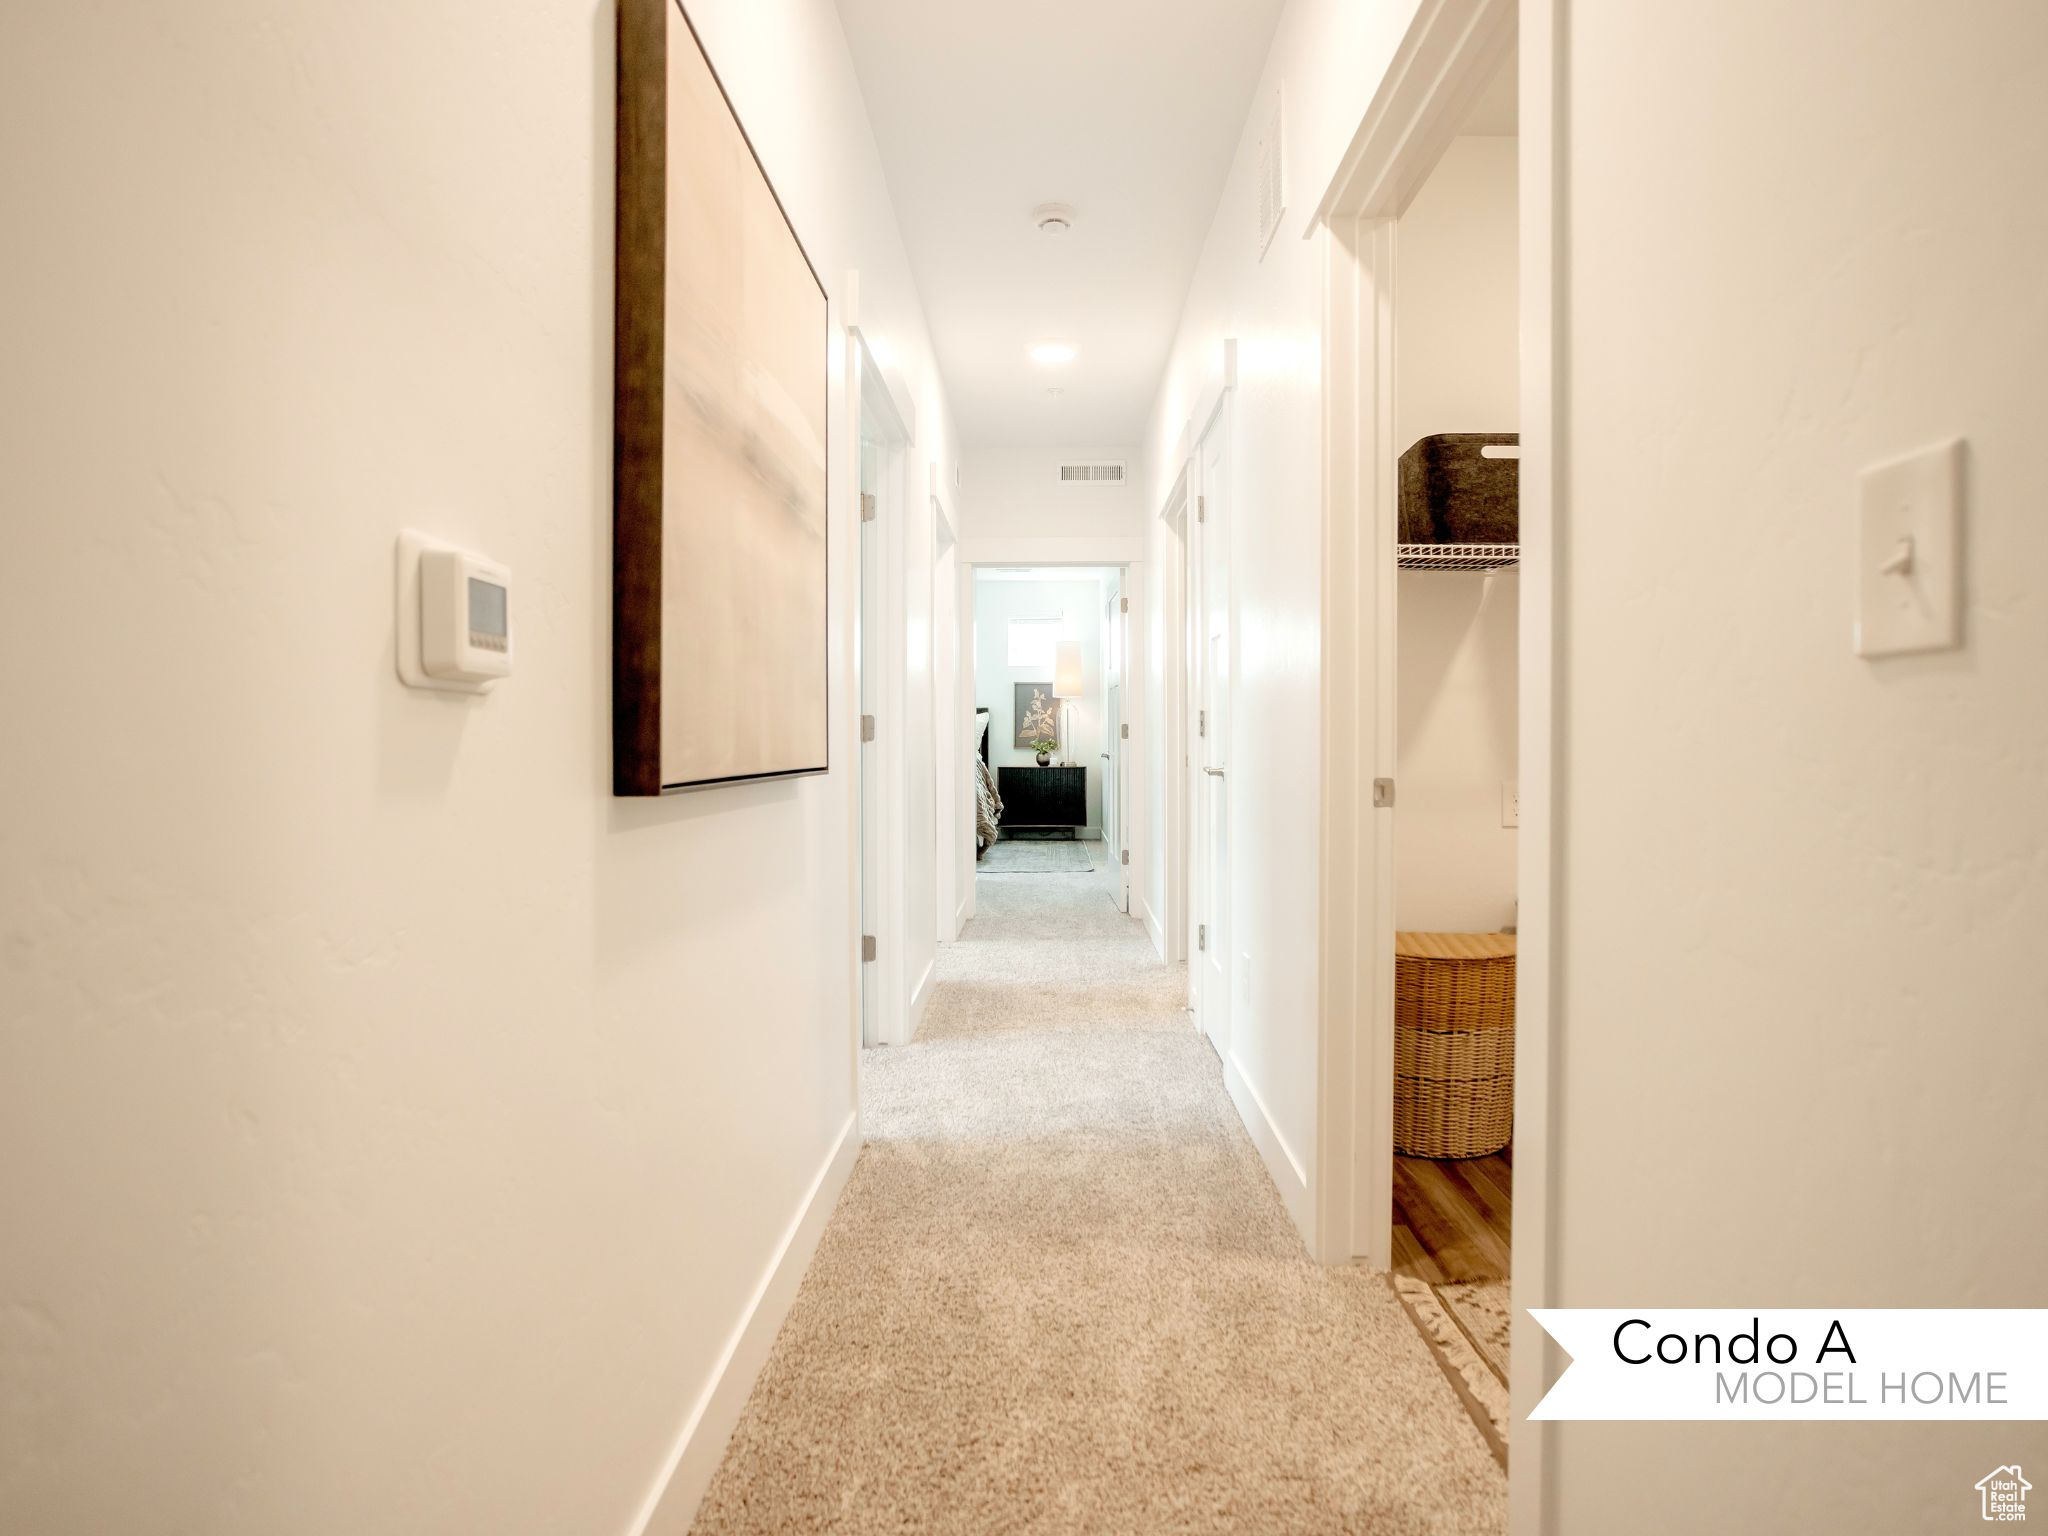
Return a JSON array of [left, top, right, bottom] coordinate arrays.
[[1855, 439, 1962, 658]]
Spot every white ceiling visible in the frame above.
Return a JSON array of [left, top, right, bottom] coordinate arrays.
[[834, 0, 1287, 448]]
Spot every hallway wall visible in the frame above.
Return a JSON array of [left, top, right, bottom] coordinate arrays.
[[1139, 0, 1429, 1245], [0, 2, 954, 1532], [1550, 0, 2048, 1528], [958, 446, 1147, 556]]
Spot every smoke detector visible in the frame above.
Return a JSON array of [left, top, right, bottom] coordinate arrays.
[[1033, 203, 1075, 236]]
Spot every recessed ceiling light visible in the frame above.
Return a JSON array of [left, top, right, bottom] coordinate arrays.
[[1032, 203, 1075, 236], [1030, 343, 1076, 366]]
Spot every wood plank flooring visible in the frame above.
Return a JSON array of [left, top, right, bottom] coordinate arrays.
[[1390, 1146, 1512, 1285]]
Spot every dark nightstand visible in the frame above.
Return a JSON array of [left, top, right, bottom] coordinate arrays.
[[996, 765, 1086, 837]]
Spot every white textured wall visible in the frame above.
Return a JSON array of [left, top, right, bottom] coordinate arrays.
[[1394, 137, 1519, 456], [1396, 570, 1518, 932], [0, 1, 953, 1531], [1394, 135, 1519, 934], [1140, 0, 1426, 1243], [958, 446, 1146, 550], [1551, 0, 2048, 1528]]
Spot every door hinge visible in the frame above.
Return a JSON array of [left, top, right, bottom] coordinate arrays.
[[1197, 923, 1207, 952], [859, 492, 877, 523], [1198, 709, 1206, 738], [1197, 494, 1207, 523], [1119, 596, 1129, 614], [1120, 848, 1130, 867], [1120, 723, 1130, 740], [1373, 776, 1396, 808], [861, 714, 876, 742], [861, 934, 877, 962]]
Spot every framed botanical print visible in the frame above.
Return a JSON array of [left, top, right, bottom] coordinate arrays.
[[1014, 682, 1059, 749]]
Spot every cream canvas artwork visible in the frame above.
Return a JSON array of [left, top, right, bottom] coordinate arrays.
[[613, 0, 829, 793]]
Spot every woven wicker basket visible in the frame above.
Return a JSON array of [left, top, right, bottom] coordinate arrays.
[[1393, 931, 1516, 1159]]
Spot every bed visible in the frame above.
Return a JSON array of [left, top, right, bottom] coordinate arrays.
[[973, 708, 1002, 856]]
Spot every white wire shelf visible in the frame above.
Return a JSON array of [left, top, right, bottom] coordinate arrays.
[[1397, 542, 1520, 572]]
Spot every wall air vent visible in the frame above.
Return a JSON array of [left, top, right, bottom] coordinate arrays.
[[1256, 87, 1286, 258], [1057, 462, 1127, 485]]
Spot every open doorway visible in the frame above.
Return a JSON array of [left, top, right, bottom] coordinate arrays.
[[1378, 48, 1520, 1466], [932, 478, 961, 941], [966, 565, 1129, 898], [1189, 406, 1232, 1061], [1309, 0, 1544, 1484], [1318, 39, 1531, 1466], [854, 331, 913, 1051]]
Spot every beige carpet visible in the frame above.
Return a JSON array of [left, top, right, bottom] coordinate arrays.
[[691, 857, 1506, 1535], [980, 837, 1095, 873]]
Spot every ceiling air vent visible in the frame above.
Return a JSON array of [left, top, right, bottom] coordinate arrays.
[[1057, 461, 1127, 485]]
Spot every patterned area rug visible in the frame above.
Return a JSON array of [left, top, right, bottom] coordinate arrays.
[[1391, 1276, 1511, 1466], [1442, 1280, 1509, 1384], [980, 837, 1092, 872]]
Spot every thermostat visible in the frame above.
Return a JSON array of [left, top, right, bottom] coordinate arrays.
[[396, 530, 512, 693]]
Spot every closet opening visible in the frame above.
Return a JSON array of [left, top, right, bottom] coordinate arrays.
[[1381, 47, 1520, 1467]]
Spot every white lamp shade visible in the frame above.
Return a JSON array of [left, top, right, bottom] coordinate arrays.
[[1053, 640, 1084, 698]]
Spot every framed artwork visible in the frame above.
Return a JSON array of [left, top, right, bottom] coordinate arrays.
[[1014, 682, 1059, 748], [613, 0, 829, 794]]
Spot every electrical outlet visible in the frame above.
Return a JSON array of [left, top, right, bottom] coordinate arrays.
[[1502, 781, 1519, 829]]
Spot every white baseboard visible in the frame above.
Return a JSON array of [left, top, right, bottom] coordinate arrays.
[[1223, 1050, 1314, 1249], [908, 958, 936, 1038], [630, 1110, 860, 1536], [1140, 896, 1165, 961], [955, 893, 972, 933]]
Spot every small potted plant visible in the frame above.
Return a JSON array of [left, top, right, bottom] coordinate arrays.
[[1031, 735, 1058, 767]]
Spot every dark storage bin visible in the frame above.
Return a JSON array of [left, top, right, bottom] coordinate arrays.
[[1398, 433, 1519, 545]]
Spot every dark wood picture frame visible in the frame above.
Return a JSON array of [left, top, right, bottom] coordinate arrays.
[[1013, 682, 1058, 749], [613, 0, 830, 795]]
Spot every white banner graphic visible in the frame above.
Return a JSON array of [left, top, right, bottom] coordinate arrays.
[[1529, 1310, 2048, 1420]]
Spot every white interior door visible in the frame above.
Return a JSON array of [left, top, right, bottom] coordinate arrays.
[[1106, 679, 1126, 910], [1114, 575, 1132, 912], [932, 517, 957, 942], [858, 437, 881, 1046], [1103, 685, 1119, 861], [1196, 417, 1231, 1057]]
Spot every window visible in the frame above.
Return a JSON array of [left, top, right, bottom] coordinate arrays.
[[1006, 617, 1060, 671]]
